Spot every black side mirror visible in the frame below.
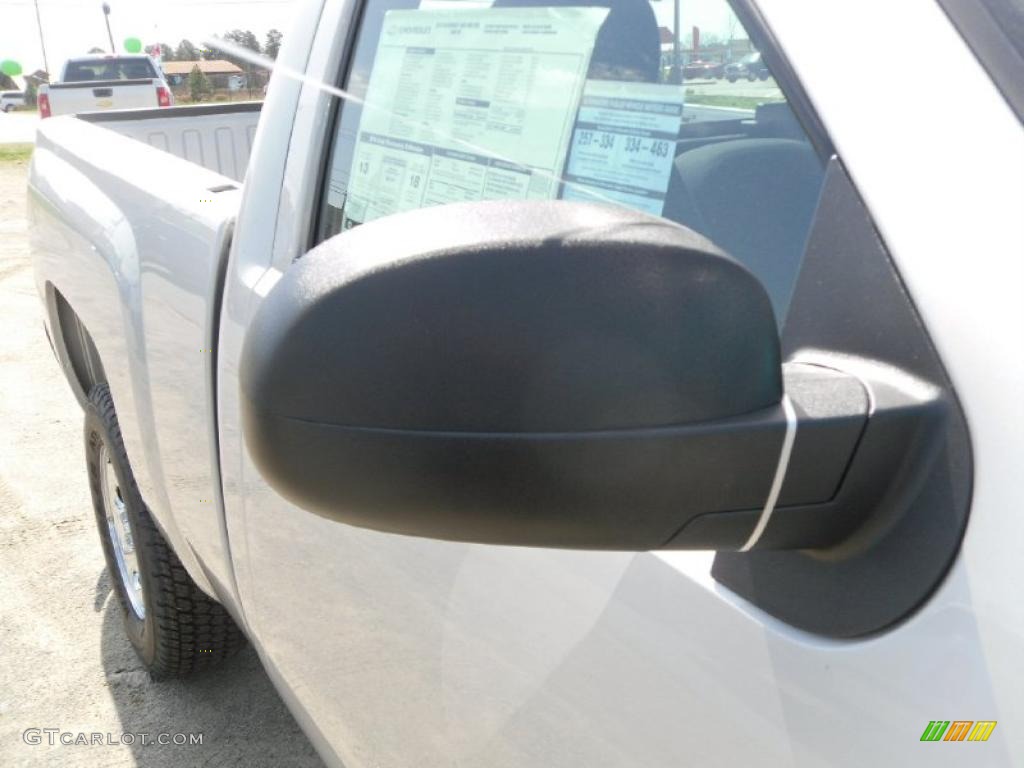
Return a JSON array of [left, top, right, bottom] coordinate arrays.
[[240, 200, 932, 551]]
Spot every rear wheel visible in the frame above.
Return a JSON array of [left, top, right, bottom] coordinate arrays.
[[85, 384, 245, 679]]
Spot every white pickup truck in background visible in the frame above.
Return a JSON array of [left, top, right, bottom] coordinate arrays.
[[39, 54, 173, 119]]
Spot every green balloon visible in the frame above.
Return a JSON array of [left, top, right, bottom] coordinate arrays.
[[124, 37, 142, 54], [1, 60, 23, 77]]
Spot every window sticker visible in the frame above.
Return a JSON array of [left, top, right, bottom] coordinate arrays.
[[339, 7, 609, 229], [560, 80, 685, 216]]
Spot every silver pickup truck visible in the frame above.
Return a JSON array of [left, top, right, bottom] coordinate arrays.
[[26, 0, 1024, 764]]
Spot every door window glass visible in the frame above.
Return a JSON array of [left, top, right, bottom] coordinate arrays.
[[317, 0, 825, 321], [63, 57, 158, 82]]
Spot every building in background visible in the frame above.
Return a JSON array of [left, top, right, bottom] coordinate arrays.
[[161, 59, 244, 90]]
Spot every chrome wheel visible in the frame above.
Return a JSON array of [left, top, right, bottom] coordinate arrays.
[[99, 443, 145, 618]]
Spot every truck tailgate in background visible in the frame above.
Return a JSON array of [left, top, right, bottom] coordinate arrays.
[[46, 79, 162, 115]]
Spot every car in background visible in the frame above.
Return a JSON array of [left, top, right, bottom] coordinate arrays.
[[1, 91, 25, 112], [38, 54, 173, 119], [682, 58, 723, 79], [726, 51, 771, 82]]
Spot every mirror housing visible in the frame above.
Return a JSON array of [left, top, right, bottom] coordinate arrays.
[[241, 201, 869, 549]]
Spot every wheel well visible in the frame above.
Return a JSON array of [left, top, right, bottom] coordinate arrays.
[[50, 287, 107, 403]]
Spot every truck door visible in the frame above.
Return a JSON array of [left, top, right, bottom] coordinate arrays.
[[217, 0, 1023, 764]]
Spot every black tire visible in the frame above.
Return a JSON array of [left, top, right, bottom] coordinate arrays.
[[85, 384, 245, 679]]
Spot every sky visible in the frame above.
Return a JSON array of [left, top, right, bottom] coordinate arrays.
[[1, 0, 739, 83], [0, 0, 296, 78]]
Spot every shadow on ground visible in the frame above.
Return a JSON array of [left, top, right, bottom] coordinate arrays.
[[98, 572, 325, 767]]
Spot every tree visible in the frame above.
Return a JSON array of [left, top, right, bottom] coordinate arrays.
[[264, 29, 283, 60], [241, 30, 261, 54], [146, 42, 175, 61], [21, 71, 48, 106], [0, 73, 16, 91], [215, 30, 264, 95], [725, 13, 740, 43], [188, 65, 211, 102], [700, 32, 724, 48], [218, 29, 261, 67], [88, 46, 106, 54], [176, 39, 199, 62]]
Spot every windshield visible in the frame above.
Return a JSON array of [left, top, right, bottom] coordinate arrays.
[[63, 58, 157, 82]]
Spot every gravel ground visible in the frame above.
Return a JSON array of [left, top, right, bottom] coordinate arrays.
[[0, 159, 324, 767]]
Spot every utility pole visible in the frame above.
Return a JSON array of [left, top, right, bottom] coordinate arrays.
[[33, 0, 50, 76], [102, 3, 116, 53], [669, 0, 682, 84]]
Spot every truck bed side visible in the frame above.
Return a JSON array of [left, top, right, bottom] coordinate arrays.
[[78, 102, 262, 183], [28, 114, 244, 612]]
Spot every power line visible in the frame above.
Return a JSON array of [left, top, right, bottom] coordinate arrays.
[[33, 0, 50, 74]]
